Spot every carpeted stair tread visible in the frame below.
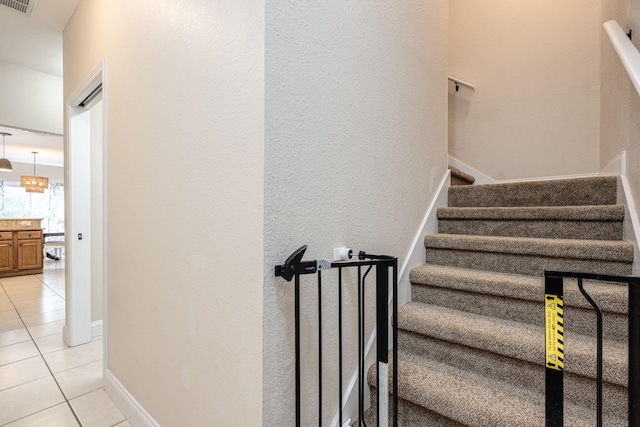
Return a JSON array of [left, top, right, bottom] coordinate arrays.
[[425, 234, 633, 275], [397, 331, 629, 419], [409, 264, 628, 314], [450, 166, 476, 186], [437, 205, 624, 240], [448, 176, 617, 207], [425, 234, 633, 263], [398, 302, 628, 386], [367, 350, 625, 426]]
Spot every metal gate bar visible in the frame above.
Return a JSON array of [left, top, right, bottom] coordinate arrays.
[[544, 270, 640, 427], [275, 246, 398, 426]]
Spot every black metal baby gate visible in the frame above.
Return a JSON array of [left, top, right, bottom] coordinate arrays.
[[275, 246, 398, 427], [544, 270, 640, 427]]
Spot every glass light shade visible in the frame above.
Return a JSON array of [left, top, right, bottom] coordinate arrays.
[[20, 176, 48, 193], [0, 158, 12, 172]]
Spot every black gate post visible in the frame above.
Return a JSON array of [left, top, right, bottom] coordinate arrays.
[[545, 273, 564, 427], [376, 264, 389, 426], [630, 282, 640, 427]]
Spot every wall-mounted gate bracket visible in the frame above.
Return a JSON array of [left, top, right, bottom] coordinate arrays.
[[275, 245, 331, 281]]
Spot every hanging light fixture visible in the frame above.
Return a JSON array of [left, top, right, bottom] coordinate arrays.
[[21, 151, 48, 193], [0, 132, 13, 172]]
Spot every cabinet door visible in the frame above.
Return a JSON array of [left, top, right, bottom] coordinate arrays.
[[17, 239, 43, 270], [0, 240, 13, 272]]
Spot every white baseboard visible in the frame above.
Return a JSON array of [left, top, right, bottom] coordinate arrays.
[[329, 169, 451, 427], [396, 169, 451, 306], [448, 156, 494, 184], [104, 369, 159, 427], [493, 172, 600, 184], [618, 175, 640, 275], [92, 320, 103, 338], [602, 151, 627, 177]]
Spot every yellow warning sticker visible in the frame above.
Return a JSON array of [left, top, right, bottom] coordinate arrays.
[[545, 294, 564, 371]]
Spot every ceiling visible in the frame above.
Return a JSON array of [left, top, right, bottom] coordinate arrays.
[[0, 125, 63, 166], [0, 0, 81, 168]]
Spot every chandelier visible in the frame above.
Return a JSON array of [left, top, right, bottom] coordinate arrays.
[[20, 151, 48, 193]]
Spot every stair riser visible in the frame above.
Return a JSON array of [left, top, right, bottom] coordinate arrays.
[[438, 219, 623, 241], [398, 331, 628, 420], [448, 177, 617, 208], [426, 248, 633, 276], [412, 284, 628, 342]]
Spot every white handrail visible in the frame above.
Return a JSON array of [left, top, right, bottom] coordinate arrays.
[[448, 76, 475, 92], [604, 20, 640, 97]]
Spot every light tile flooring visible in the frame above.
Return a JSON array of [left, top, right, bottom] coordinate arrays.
[[0, 260, 128, 427]]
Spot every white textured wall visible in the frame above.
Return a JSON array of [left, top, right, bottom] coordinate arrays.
[[0, 61, 62, 135], [449, 0, 601, 180], [64, 1, 264, 425], [264, 1, 448, 424]]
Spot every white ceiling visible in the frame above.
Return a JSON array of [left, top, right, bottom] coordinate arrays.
[[0, 0, 80, 167], [0, 125, 63, 167]]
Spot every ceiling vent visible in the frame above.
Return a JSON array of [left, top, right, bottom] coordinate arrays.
[[0, 0, 36, 15]]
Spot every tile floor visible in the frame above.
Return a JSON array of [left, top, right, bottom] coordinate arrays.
[[0, 259, 129, 426]]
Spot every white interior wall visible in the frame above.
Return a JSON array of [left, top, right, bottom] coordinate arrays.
[[64, 1, 264, 425], [0, 61, 63, 135], [449, 0, 601, 181], [264, 1, 448, 424]]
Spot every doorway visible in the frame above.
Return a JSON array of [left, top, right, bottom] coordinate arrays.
[[64, 61, 106, 365]]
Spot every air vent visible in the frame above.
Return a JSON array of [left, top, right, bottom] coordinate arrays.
[[0, 0, 36, 15]]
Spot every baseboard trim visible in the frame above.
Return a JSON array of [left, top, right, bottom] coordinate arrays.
[[329, 169, 451, 427], [91, 320, 103, 338], [448, 156, 494, 184], [493, 172, 600, 184], [396, 169, 451, 306], [104, 369, 160, 427], [618, 175, 640, 275], [602, 151, 627, 177]]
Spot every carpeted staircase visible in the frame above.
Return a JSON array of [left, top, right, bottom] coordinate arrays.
[[363, 176, 633, 426]]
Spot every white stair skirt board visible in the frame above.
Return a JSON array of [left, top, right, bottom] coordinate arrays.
[[602, 151, 627, 177], [104, 369, 160, 427], [329, 169, 451, 427], [618, 175, 640, 275], [448, 156, 494, 185]]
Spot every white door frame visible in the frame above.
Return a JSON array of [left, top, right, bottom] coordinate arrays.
[[64, 60, 108, 358]]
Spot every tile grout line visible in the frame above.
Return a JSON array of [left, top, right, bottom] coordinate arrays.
[[0, 278, 84, 427]]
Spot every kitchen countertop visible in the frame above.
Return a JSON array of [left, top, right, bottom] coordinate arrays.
[[0, 218, 43, 231]]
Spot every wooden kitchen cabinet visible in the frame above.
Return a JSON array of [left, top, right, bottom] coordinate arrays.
[[17, 230, 43, 271], [0, 231, 14, 273], [0, 229, 43, 277]]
